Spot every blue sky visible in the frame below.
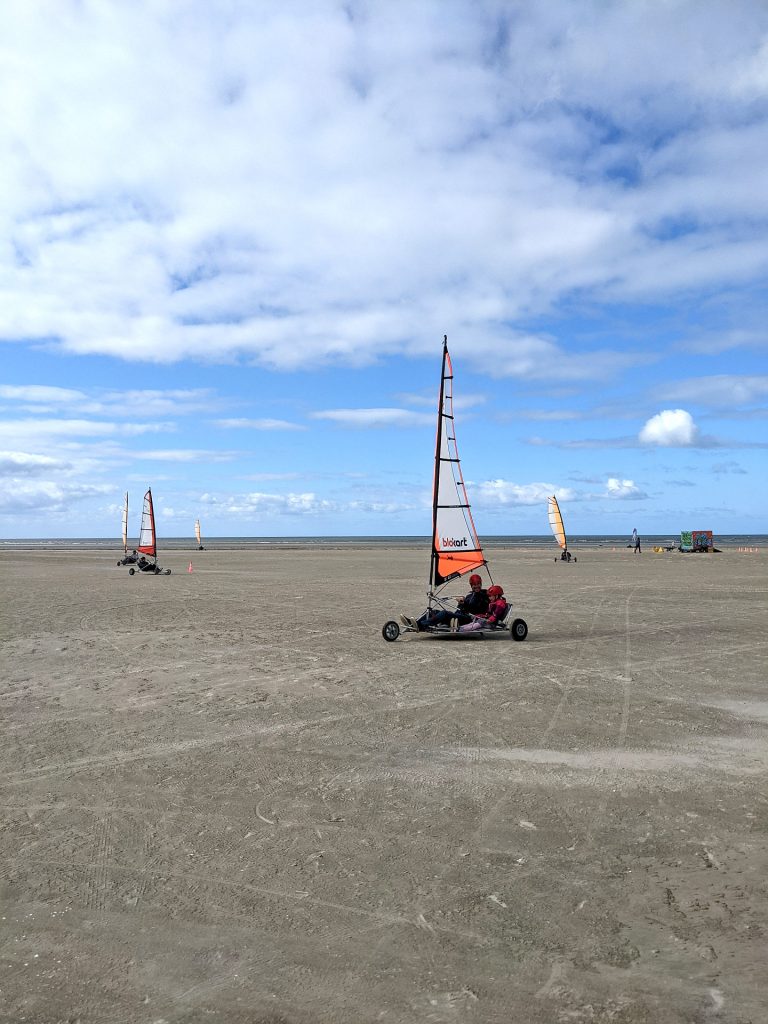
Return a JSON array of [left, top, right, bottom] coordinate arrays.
[[1, 0, 766, 539]]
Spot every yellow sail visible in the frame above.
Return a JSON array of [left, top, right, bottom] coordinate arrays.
[[195, 518, 201, 546], [547, 495, 567, 550]]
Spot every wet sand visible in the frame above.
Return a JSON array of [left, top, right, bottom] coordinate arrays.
[[1, 545, 767, 1023]]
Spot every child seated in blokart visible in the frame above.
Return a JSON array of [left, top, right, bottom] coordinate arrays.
[[459, 584, 508, 631]]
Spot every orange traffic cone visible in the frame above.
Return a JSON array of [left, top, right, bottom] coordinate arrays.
[[188, 561, 193, 573]]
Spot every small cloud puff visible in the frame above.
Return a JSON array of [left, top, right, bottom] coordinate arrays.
[[639, 409, 698, 446], [605, 478, 644, 499], [312, 408, 433, 428]]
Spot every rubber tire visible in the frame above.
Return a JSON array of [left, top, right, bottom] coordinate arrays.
[[382, 621, 400, 642], [510, 618, 528, 641], [165, 569, 171, 575], [129, 567, 135, 575]]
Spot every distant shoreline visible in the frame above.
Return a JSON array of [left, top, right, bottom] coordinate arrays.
[[1, 533, 765, 552]]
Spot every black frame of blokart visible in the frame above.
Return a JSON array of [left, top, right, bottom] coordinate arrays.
[[118, 555, 171, 575]]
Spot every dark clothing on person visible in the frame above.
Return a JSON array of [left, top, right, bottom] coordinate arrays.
[[418, 587, 489, 629]]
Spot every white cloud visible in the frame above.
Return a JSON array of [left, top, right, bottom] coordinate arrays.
[[215, 418, 305, 431], [605, 478, 645, 499], [476, 480, 575, 506], [639, 409, 699, 446], [396, 391, 487, 411], [0, 451, 70, 476], [313, 408, 433, 428], [0, 385, 86, 404], [0, 419, 173, 441], [0, 479, 112, 514], [657, 375, 768, 408], [203, 491, 334, 517], [0, 385, 219, 417], [135, 449, 238, 463], [0, 2, 765, 375]]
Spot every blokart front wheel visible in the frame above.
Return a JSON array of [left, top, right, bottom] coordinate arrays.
[[164, 569, 171, 575], [128, 567, 135, 575], [382, 621, 400, 642], [510, 618, 528, 641]]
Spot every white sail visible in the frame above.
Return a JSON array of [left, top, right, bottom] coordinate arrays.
[[430, 337, 486, 587], [137, 489, 157, 558]]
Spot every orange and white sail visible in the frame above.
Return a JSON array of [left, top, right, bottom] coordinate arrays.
[[194, 518, 201, 546], [137, 488, 157, 558], [430, 336, 486, 588], [121, 492, 129, 554], [547, 495, 567, 550]]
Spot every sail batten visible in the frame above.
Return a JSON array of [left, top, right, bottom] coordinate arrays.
[[429, 336, 486, 588], [137, 489, 157, 558]]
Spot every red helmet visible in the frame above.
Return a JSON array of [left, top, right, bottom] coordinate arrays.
[[487, 585, 504, 598], [469, 574, 482, 586]]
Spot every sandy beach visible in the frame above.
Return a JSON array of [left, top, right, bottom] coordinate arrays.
[[1, 544, 767, 1024]]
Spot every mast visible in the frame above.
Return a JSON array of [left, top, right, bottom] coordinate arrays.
[[429, 337, 450, 590], [122, 492, 128, 554]]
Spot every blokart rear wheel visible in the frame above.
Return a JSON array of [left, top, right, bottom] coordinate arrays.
[[382, 620, 400, 642], [510, 618, 528, 641], [129, 567, 135, 575]]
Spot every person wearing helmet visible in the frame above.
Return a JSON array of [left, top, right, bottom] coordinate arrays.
[[401, 573, 489, 631], [459, 584, 509, 631]]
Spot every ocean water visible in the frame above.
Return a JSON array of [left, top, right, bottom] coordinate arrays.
[[1, 534, 765, 551]]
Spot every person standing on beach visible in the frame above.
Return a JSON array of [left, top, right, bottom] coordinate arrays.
[[632, 528, 641, 554]]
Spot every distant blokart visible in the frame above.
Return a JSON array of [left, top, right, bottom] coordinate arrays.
[[122, 488, 171, 576], [548, 495, 576, 562]]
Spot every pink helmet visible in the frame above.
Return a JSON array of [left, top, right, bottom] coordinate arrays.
[[487, 585, 504, 598], [469, 574, 482, 586]]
